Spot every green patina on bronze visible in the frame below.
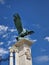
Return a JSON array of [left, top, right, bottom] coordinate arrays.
[[13, 13, 34, 41]]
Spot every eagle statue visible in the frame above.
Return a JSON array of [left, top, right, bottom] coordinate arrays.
[[13, 13, 34, 41]]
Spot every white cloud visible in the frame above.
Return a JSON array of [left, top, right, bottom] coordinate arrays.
[[2, 34, 8, 38], [2, 28, 17, 37], [7, 39, 16, 46], [0, 25, 8, 31], [13, 35, 17, 38], [9, 29, 17, 32], [12, 39, 16, 42], [34, 55, 49, 63], [0, 0, 5, 4], [0, 48, 8, 56], [30, 39, 37, 43], [44, 37, 49, 42], [25, 37, 37, 43], [33, 39, 37, 42], [8, 46, 11, 49], [7, 41, 12, 46], [0, 25, 8, 35], [8, 41, 12, 44], [0, 42, 4, 45]]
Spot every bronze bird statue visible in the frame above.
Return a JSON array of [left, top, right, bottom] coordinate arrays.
[[13, 13, 34, 41]]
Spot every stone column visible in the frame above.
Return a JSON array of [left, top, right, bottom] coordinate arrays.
[[15, 48, 19, 65], [10, 48, 13, 65]]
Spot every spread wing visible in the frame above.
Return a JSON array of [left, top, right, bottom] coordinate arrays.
[[13, 13, 23, 34]]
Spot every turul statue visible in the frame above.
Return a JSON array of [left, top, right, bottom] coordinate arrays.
[[13, 13, 34, 41]]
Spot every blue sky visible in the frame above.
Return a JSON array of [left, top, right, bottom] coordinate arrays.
[[0, 0, 49, 65]]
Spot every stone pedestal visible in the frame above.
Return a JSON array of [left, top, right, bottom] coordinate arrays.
[[14, 39, 33, 65]]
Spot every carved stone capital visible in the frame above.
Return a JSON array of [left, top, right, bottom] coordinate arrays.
[[10, 48, 14, 53]]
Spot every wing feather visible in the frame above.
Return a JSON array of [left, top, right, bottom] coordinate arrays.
[[13, 13, 23, 34]]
